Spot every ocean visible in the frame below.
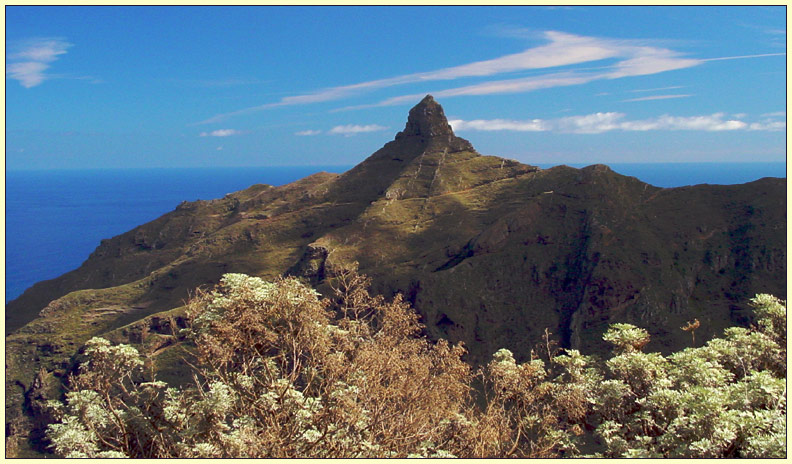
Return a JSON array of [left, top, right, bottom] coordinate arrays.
[[5, 162, 786, 303]]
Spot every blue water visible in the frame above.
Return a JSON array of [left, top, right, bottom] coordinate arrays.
[[5, 166, 350, 303], [5, 162, 785, 303]]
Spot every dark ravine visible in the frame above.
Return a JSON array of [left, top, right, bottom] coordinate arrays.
[[5, 95, 787, 456]]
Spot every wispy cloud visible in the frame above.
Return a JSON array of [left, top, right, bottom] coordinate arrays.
[[6, 62, 50, 88], [328, 124, 388, 136], [339, 50, 703, 110], [198, 30, 786, 124], [340, 72, 603, 111], [198, 31, 704, 123], [295, 130, 322, 136], [738, 21, 786, 48], [199, 129, 241, 137], [628, 85, 685, 93], [294, 125, 388, 137], [622, 94, 693, 102], [748, 120, 787, 131], [6, 37, 72, 88], [448, 118, 548, 132], [450, 112, 785, 134], [8, 38, 71, 62], [618, 114, 750, 132], [702, 52, 786, 62], [339, 53, 784, 112], [747, 113, 787, 131]]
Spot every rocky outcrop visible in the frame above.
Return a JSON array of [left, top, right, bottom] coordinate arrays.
[[394, 95, 474, 152], [287, 243, 330, 285]]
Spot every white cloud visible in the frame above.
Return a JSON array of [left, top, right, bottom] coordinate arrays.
[[342, 51, 701, 110], [6, 62, 50, 88], [449, 118, 547, 132], [414, 31, 621, 80], [6, 38, 73, 88], [557, 112, 625, 133], [606, 51, 700, 78], [344, 54, 783, 113], [620, 114, 747, 131], [328, 124, 388, 136], [350, 72, 602, 111], [197, 29, 785, 124], [703, 52, 785, 62], [763, 28, 786, 36], [628, 85, 685, 93], [199, 129, 240, 137], [295, 130, 322, 136], [199, 31, 706, 122], [748, 119, 786, 131], [434, 72, 599, 98], [622, 94, 693, 102], [761, 111, 785, 117], [451, 112, 779, 134], [9, 38, 71, 62]]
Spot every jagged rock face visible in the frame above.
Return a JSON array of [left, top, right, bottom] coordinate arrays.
[[5, 95, 787, 456], [394, 94, 474, 153], [287, 244, 330, 285], [398, 95, 453, 138]]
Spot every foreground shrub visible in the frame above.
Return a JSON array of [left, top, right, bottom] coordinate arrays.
[[589, 294, 787, 458], [45, 275, 786, 458], [47, 272, 473, 458]]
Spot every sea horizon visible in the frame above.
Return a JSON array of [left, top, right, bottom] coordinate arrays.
[[5, 162, 786, 303], [6, 160, 787, 171]]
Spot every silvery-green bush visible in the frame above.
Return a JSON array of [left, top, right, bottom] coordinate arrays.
[[46, 276, 786, 458]]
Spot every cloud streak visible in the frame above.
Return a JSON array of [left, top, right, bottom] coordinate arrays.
[[622, 94, 693, 102], [6, 37, 72, 88], [199, 129, 241, 137], [328, 124, 388, 136], [628, 85, 685, 93], [294, 125, 389, 137], [198, 30, 786, 124], [703, 52, 786, 62], [450, 112, 785, 134], [198, 31, 705, 123], [295, 130, 322, 136]]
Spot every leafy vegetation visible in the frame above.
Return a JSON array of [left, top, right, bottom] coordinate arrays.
[[44, 271, 786, 458]]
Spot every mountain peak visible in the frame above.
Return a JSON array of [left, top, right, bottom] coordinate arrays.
[[326, 95, 479, 202], [396, 94, 455, 139]]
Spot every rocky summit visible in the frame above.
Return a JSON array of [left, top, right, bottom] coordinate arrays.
[[5, 96, 786, 455]]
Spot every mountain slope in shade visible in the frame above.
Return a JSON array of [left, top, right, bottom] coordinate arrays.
[[5, 96, 786, 455]]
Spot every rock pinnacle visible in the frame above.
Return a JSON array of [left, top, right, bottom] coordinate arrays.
[[394, 95, 474, 152], [396, 95, 455, 138]]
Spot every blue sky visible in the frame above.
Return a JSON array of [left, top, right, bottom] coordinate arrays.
[[5, 5, 787, 170]]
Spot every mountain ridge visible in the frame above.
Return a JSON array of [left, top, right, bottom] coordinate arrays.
[[5, 96, 786, 456]]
